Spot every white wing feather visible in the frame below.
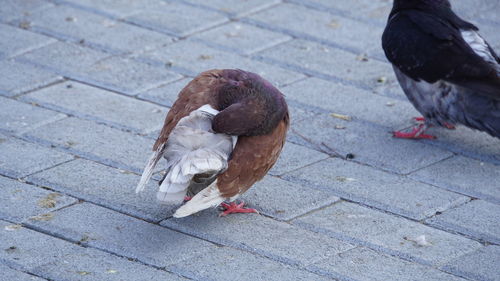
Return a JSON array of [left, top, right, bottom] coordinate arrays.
[[461, 30, 500, 71], [142, 104, 236, 206], [135, 143, 164, 193]]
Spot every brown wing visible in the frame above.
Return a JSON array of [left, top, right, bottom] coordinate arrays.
[[216, 112, 290, 198], [153, 70, 223, 151]]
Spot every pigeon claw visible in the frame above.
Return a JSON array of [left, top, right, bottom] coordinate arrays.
[[393, 124, 437, 140], [219, 201, 258, 217], [413, 117, 426, 123]]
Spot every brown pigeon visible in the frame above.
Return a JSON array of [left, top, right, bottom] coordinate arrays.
[[382, 0, 500, 139], [136, 69, 289, 218]]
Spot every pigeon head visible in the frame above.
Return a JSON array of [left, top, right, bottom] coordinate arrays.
[[212, 69, 288, 136]]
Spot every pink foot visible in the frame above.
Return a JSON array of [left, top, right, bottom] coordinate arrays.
[[183, 196, 192, 202], [393, 124, 437, 139], [219, 201, 258, 217]]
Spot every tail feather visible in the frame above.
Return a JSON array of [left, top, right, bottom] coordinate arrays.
[[156, 149, 227, 203], [135, 144, 164, 193], [173, 180, 224, 218]]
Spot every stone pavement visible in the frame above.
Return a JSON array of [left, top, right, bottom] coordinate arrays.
[[0, 0, 499, 280]]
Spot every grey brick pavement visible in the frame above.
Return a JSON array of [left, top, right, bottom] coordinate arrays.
[[1, 0, 499, 280], [23, 5, 174, 55]]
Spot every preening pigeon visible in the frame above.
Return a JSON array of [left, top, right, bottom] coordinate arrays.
[[136, 69, 289, 218], [382, 0, 500, 139]]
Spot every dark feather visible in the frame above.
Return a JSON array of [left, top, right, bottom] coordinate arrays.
[[382, 2, 500, 100]]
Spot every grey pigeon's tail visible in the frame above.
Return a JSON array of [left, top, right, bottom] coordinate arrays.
[[136, 143, 165, 193]]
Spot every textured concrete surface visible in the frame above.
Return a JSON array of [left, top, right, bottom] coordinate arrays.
[[1, 0, 499, 280], [0, 176, 77, 222], [441, 245, 500, 281]]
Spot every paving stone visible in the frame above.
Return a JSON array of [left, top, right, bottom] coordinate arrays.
[[0, 0, 53, 23], [481, 139, 500, 164], [168, 246, 330, 281], [478, 22, 500, 51], [0, 219, 78, 272], [290, 114, 454, 174], [288, 0, 391, 25], [419, 127, 500, 165], [139, 39, 306, 87], [77, 56, 182, 96], [281, 77, 421, 128], [24, 203, 218, 268], [192, 22, 291, 55], [162, 211, 355, 266], [246, 3, 384, 57], [257, 39, 393, 89], [137, 78, 190, 107], [442, 245, 500, 281], [24, 45, 173, 96], [0, 135, 73, 178], [452, 0, 500, 24], [269, 141, 329, 176], [0, 264, 46, 281], [18, 41, 110, 75], [26, 158, 174, 222], [0, 23, 55, 59], [25, 5, 173, 55], [180, 0, 280, 17], [0, 220, 186, 281], [23, 81, 167, 133], [0, 60, 62, 97], [309, 247, 466, 281], [125, 1, 229, 37], [240, 175, 340, 221], [293, 201, 482, 266], [53, 0, 165, 18], [410, 156, 500, 204], [0, 96, 66, 135], [284, 158, 470, 220], [286, 101, 322, 125], [24, 117, 163, 173], [35, 251, 188, 281], [371, 74, 409, 100], [0, 175, 77, 222], [426, 200, 500, 244]]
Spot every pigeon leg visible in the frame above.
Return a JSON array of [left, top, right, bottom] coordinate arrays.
[[183, 196, 192, 202], [413, 117, 455, 130], [219, 201, 258, 217], [393, 124, 437, 139]]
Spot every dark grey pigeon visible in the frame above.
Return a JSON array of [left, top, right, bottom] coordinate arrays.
[[382, 0, 500, 139]]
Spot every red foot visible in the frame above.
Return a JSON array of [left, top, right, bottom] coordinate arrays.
[[393, 124, 437, 139], [183, 196, 192, 202], [219, 201, 258, 217]]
